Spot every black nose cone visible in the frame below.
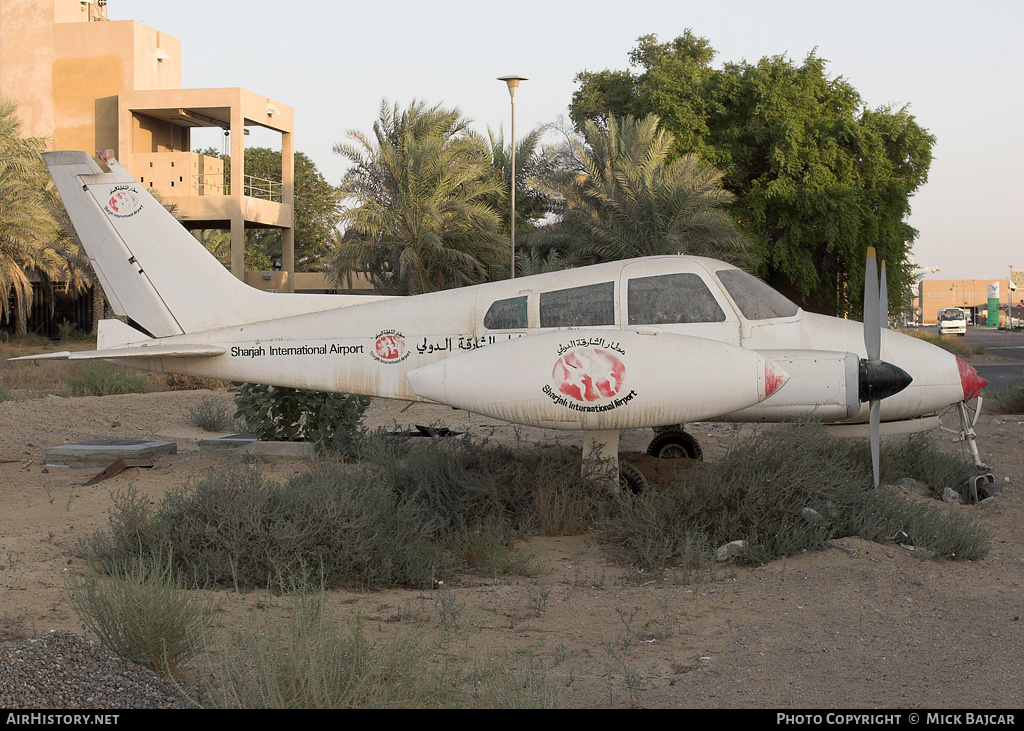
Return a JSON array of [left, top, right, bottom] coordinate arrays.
[[859, 360, 913, 402]]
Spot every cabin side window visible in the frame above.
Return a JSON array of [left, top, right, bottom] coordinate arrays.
[[483, 295, 528, 329], [539, 282, 615, 328], [716, 268, 799, 320], [627, 273, 726, 325]]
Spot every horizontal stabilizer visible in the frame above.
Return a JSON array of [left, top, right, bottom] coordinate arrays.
[[10, 344, 226, 362]]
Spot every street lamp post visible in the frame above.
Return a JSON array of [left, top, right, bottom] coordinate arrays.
[[498, 75, 527, 279], [1009, 265, 1016, 329]]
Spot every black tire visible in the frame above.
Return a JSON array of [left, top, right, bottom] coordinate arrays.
[[619, 462, 648, 494], [646, 429, 703, 461]]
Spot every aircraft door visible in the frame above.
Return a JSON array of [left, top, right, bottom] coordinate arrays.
[[619, 260, 741, 345]]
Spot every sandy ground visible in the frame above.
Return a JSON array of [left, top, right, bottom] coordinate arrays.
[[0, 385, 1022, 709]]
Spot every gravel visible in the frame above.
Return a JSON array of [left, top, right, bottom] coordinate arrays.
[[0, 631, 191, 709]]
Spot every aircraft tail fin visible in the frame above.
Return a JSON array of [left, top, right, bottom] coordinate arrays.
[[43, 151, 363, 338]]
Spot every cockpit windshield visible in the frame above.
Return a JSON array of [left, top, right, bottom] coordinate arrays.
[[716, 268, 800, 321]]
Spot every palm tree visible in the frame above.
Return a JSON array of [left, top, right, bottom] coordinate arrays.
[[0, 98, 73, 334], [529, 114, 749, 267], [480, 126, 552, 232], [332, 100, 507, 296]]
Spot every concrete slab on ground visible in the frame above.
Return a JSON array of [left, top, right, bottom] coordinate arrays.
[[45, 439, 177, 468]]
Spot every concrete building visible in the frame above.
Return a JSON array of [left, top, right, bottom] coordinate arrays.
[[1, 0, 297, 292], [918, 276, 1024, 327]]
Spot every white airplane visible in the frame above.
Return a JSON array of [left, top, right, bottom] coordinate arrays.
[[22, 151, 993, 496]]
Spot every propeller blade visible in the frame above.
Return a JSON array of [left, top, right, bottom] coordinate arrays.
[[880, 259, 889, 334], [864, 247, 881, 363], [870, 400, 881, 489], [864, 248, 885, 488]]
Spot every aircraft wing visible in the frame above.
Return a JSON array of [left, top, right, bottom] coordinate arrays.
[[10, 344, 226, 361], [406, 329, 788, 430]]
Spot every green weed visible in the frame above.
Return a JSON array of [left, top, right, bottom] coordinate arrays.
[[201, 587, 566, 708], [985, 375, 1024, 414], [64, 555, 211, 677], [65, 361, 148, 396], [185, 393, 237, 432]]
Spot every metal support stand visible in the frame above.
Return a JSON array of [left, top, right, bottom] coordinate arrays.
[[956, 401, 997, 503]]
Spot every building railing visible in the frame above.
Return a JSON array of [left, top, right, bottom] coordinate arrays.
[[190, 173, 282, 202], [242, 174, 281, 202]]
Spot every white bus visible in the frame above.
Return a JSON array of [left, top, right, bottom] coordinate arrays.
[[937, 307, 968, 336]]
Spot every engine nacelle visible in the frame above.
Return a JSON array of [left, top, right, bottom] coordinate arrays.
[[722, 349, 861, 422], [406, 329, 789, 430]]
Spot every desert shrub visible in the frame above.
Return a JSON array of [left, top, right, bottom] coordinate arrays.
[[82, 436, 594, 590], [535, 462, 598, 536], [207, 591, 448, 708], [604, 423, 990, 572], [65, 555, 211, 677], [836, 482, 992, 559], [65, 361, 148, 396], [232, 383, 369, 451], [185, 393, 237, 432], [876, 432, 975, 494], [85, 459, 442, 591], [0, 384, 9, 402]]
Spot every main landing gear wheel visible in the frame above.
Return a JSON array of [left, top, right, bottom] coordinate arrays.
[[619, 462, 648, 494], [647, 429, 703, 461]]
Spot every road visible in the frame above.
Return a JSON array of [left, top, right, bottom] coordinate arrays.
[[962, 327, 1024, 392]]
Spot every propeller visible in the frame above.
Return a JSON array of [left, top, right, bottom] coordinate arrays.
[[862, 248, 912, 488]]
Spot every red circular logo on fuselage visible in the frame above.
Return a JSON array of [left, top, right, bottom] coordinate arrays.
[[374, 334, 405, 361], [553, 348, 626, 402]]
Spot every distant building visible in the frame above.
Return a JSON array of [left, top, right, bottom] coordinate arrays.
[[918, 277, 1022, 327], [1, 0, 297, 293]]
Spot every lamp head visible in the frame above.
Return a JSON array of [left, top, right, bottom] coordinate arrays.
[[498, 75, 528, 99]]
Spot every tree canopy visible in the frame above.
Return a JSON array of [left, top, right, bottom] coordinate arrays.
[[525, 114, 749, 268], [243, 147, 342, 271], [332, 100, 507, 296], [571, 32, 935, 316]]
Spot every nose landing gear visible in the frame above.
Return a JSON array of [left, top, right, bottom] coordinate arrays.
[[956, 400, 998, 503]]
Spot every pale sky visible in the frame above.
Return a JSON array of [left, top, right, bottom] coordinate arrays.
[[120, 0, 1023, 281]]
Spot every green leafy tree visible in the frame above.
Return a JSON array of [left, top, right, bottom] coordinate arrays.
[[526, 114, 748, 267], [570, 33, 935, 316], [243, 147, 342, 271], [192, 147, 341, 272], [332, 100, 507, 296]]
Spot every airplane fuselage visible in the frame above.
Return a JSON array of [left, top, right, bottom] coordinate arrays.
[[112, 255, 965, 430], [35, 151, 982, 444]]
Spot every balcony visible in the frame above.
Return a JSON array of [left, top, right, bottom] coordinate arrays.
[[132, 151, 291, 228]]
